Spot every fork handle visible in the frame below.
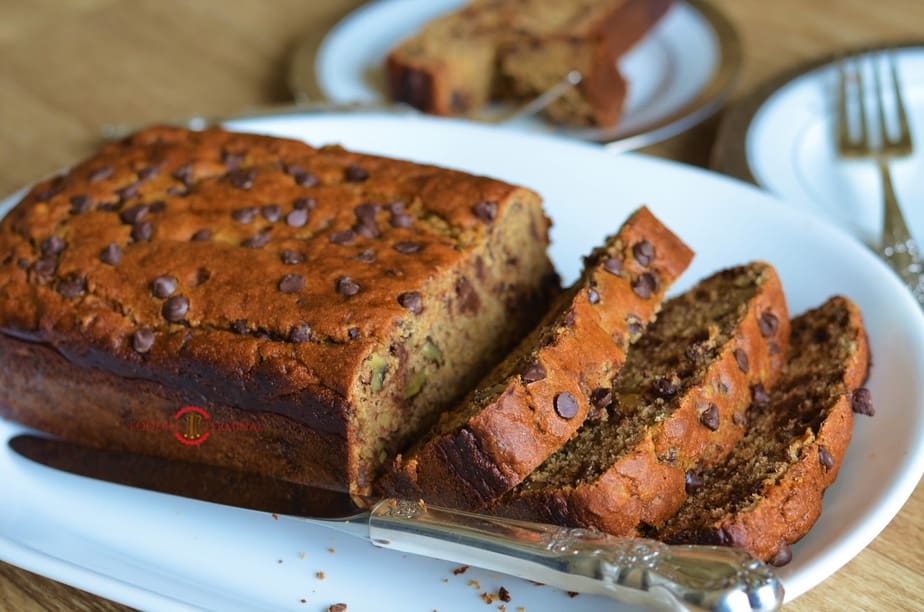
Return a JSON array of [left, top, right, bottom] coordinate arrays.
[[878, 162, 924, 308]]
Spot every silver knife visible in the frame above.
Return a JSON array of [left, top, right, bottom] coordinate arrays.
[[9, 434, 783, 611]]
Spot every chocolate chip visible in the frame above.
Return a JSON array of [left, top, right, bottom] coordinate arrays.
[[753, 383, 770, 408], [700, 404, 720, 431], [172, 165, 193, 185], [472, 201, 497, 223], [733, 348, 749, 373], [116, 182, 140, 202], [226, 168, 256, 190], [632, 240, 655, 266], [769, 544, 792, 567], [354, 219, 381, 239], [221, 151, 244, 169], [818, 445, 835, 471], [329, 229, 356, 245], [336, 276, 360, 297], [394, 241, 422, 254], [151, 275, 178, 298], [281, 249, 305, 265], [120, 204, 149, 225], [191, 229, 212, 242], [851, 388, 875, 416], [398, 291, 423, 314], [603, 257, 623, 276], [278, 274, 304, 294], [345, 164, 369, 182], [166, 186, 188, 197], [652, 377, 680, 399], [69, 194, 92, 214], [131, 221, 153, 242], [627, 317, 643, 338], [554, 392, 579, 419], [520, 361, 546, 384], [733, 412, 748, 427], [293, 197, 317, 210], [498, 587, 511, 603], [390, 212, 413, 228], [388, 201, 405, 214], [56, 274, 86, 298], [286, 208, 309, 228], [32, 256, 57, 280], [759, 312, 779, 338], [41, 236, 67, 256], [148, 200, 166, 214], [293, 170, 319, 187], [588, 288, 600, 304], [563, 309, 577, 328], [348, 327, 360, 340], [590, 387, 613, 410], [96, 203, 120, 212], [685, 470, 704, 494], [137, 166, 158, 181], [132, 328, 155, 353], [768, 341, 781, 356], [354, 203, 379, 221], [231, 319, 248, 334], [355, 249, 375, 264], [33, 185, 62, 202], [162, 295, 189, 322], [242, 232, 270, 249], [261, 205, 282, 222], [100, 243, 123, 265], [631, 273, 658, 299], [89, 166, 113, 182], [288, 324, 312, 343], [231, 207, 257, 224]]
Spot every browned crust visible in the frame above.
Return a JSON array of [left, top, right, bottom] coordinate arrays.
[[701, 299, 870, 562], [382, 206, 694, 509], [492, 264, 791, 534]]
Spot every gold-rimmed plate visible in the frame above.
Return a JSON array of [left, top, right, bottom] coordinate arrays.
[[288, 0, 741, 151]]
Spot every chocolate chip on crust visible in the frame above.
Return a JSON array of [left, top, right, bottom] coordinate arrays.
[[603, 257, 623, 276], [226, 168, 256, 190], [231, 207, 257, 224], [100, 243, 123, 265], [818, 445, 835, 472], [56, 274, 86, 299], [733, 348, 749, 373], [278, 274, 304, 294], [700, 404, 720, 431], [520, 361, 547, 384], [41, 236, 67, 256], [329, 229, 357, 245], [472, 201, 497, 223], [394, 241, 422, 254], [242, 232, 270, 249], [288, 324, 312, 343], [131, 220, 154, 242], [588, 288, 600, 304], [336, 276, 360, 296], [398, 291, 423, 314], [631, 273, 658, 299], [851, 388, 875, 416], [632, 239, 654, 266], [132, 328, 155, 353], [191, 229, 212, 242], [759, 312, 779, 337], [281, 249, 305, 265], [554, 392, 579, 419], [769, 544, 792, 567], [162, 295, 189, 322], [260, 204, 282, 222], [151, 275, 178, 298], [752, 383, 770, 408], [345, 164, 369, 182]]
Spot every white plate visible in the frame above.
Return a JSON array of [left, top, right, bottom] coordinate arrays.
[[314, 0, 739, 150], [739, 46, 924, 247], [2, 114, 924, 611]]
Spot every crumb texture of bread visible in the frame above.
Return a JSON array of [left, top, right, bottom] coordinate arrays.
[[386, 0, 674, 127], [0, 126, 558, 495], [655, 296, 871, 564], [380, 206, 694, 509], [488, 262, 790, 534]]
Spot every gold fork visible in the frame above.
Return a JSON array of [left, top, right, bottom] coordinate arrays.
[[837, 53, 923, 307]]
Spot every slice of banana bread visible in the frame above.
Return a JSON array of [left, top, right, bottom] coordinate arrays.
[[488, 263, 790, 535], [385, 0, 673, 127], [655, 297, 871, 565], [380, 206, 694, 509], [0, 126, 559, 496]]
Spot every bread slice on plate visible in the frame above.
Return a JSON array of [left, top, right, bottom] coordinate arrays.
[[655, 297, 871, 565], [380, 206, 694, 509], [488, 262, 790, 535]]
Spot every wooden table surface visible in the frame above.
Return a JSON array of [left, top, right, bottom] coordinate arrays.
[[1, 0, 922, 610]]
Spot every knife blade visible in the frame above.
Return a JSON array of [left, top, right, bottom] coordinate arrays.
[[9, 434, 784, 611]]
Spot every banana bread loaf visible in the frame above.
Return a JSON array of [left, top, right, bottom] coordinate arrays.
[[488, 263, 790, 534], [380, 207, 694, 509], [655, 297, 871, 565], [0, 126, 559, 496], [386, 0, 673, 127]]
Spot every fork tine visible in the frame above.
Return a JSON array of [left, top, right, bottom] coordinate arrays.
[[872, 54, 890, 153], [887, 52, 913, 153], [854, 57, 870, 150], [836, 60, 852, 153]]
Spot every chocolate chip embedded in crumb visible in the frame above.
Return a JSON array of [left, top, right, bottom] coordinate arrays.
[[603, 257, 623, 276], [554, 392, 579, 419], [390, 212, 413, 228], [131, 328, 155, 353], [120, 204, 149, 225], [651, 377, 680, 399], [151, 275, 178, 299], [345, 164, 369, 182], [131, 220, 153, 242], [32, 256, 57, 281], [353, 218, 381, 239], [336, 276, 360, 297], [293, 197, 317, 210], [89, 166, 113, 182], [520, 361, 546, 384], [354, 203, 379, 221], [398, 291, 423, 314], [231, 207, 257, 224], [100, 243, 123, 265], [348, 327, 360, 340], [685, 470, 705, 494], [231, 320, 248, 334], [148, 201, 166, 214], [286, 208, 309, 228], [355, 249, 375, 264], [632, 240, 655, 266], [769, 544, 792, 567], [851, 388, 875, 416], [191, 229, 212, 242], [281, 250, 305, 265], [242, 232, 271, 249], [498, 587, 511, 603], [70, 194, 92, 214], [588, 288, 600, 304], [700, 404, 720, 431], [472, 201, 497, 223], [631, 273, 658, 299], [733, 348, 750, 373], [759, 312, 779, 337], [226, 168, 256, 190], [288, 324, 312, 343], [753, 383, 770, 408], [818, 445, 835, 471], [394, 241, 422, 254], [590, 387, 613, 410], [278, 274, 304, 294], [329, 229, 356, 245], [56, 274, 86, 299], [137, 166, 158, 181], [162, 295, 189, 322], [293, 170, 319, 187], [116, 182, 140, 202], [41, 236, 67, 256], [260, 205, 282, 222]]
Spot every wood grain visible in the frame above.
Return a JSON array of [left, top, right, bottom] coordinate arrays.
[[0, 0, 921, 610]]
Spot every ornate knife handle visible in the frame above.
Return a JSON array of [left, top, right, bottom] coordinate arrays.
[[368, 499, 783, 611]]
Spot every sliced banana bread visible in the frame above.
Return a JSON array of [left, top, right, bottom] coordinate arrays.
[[655, 297, 871, 565], [489, 263, 790, 535], [380, 206, 694, 509]]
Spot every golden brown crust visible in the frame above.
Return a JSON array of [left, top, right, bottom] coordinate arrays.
[[382, 206, 694, 509]]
